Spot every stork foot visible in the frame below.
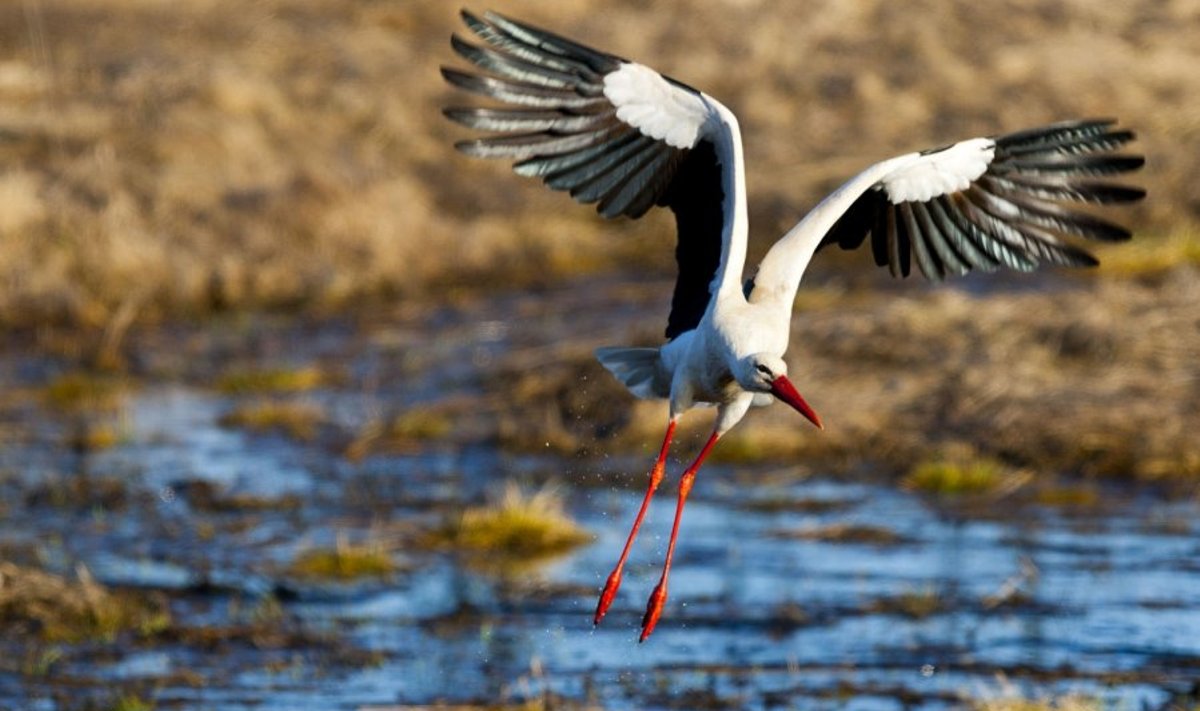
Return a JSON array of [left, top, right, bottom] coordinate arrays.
[[639, 580, 668, 642], [594, 567, 623, 626]]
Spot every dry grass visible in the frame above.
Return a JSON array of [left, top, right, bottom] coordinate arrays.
[[903, 445, 1016, 496], [42, 371, 127, 411], [289, 535, 397, 580], [0, 0, 1195, 329], [110, 695, 155, 711], [377, 702, 602, 711], [973, 695, 1101, 711], [343, 408, 455, 460], [864, 586, 944, 619], [217, 399, 324, 441], [25, 472, 131, 510], [216, 365, 324, 394], [774, 276, 1200, 484], [481, 273, 1199, 485], [388, 410, 453, 440], [771, 523, 911, 546], [432, 483, 591, 563], [0, 562, 170, 642]]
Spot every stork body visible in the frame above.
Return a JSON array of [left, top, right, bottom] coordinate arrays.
[[442, 10, 1145, 641]]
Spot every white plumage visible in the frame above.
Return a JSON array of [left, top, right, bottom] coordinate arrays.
[[883, 139, 996, 203], [442, 10, 1144, 642], [603, 63, 710, 149]]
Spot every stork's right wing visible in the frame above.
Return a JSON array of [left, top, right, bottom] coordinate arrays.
[[442, 10, 742, 341]]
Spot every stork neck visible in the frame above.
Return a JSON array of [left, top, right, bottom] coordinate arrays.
[[751, 155, 911, 307]]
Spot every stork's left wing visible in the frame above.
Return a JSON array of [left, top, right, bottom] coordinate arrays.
[[442, 10, 746, 342], [815, 120, 1145, 280]]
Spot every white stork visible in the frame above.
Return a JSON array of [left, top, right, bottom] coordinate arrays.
[[442, 10, 1144, 642]]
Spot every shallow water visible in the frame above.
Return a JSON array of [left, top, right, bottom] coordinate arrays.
[[2, 280, 1199, 710]]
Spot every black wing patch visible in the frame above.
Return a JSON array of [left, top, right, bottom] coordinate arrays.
[[661, 140, 724, 340], [818, 119, 1145, 280]]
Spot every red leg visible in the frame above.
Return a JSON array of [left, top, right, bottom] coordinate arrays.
[[594, 418, 678, 626], [640, 430, 721, 642]]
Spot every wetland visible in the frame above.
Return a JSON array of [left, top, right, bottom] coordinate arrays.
[[2, 272, 1199, 710]]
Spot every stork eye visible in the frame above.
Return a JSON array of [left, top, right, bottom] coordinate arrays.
[[755, 364, 772, 376]]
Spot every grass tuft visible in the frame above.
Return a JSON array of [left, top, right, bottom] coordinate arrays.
[[26, 474, 130, 511], [865, 586, 944, 620], [1032, 486, 1100, 508], [772, 523, 911, 546], [218, 400, 324, 441], [903, 445, 1015, 496], [0, 563, 170, 643], [217, 366, 325, 394], [389, 410, 453, 440], [43, 372, 126, 411], [111, 694, 156, 711], [289, 535, 397, 580], [344, 409, 455, 460], [434, 483, 591, 561], [973, 695, 1101, 711]]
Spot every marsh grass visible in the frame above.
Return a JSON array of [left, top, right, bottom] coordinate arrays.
[[738, 497, 858, 514], [289, 535, 397, 580], [865, 586, 944, 619], [771, 523, 912, 546], [217, 365, 325, 394], [218, 400, 324, 441], [39, 372, 132, 453], [344, 408, 456, 460], [42, 372, 127, 412], [180, 480, 301, 513], [111, 694, 155, 711], [431, 483, 591, 563], [903, 448, 1015, 496], [0, 563, 170, 643], [1032, 486, 1101, 508], [68, 421, 126, 451], [387, 701, 602, 711], [709, 420, 849, 466], [476, 274, 1200, 488], [26, 473, 131, 511], [973, 695, 1101, 711], [389, 410, 453, 440]]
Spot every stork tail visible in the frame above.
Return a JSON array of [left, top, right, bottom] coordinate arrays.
[[595, 347, 665, 399]]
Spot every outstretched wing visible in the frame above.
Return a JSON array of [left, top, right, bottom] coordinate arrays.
[[815, 119, 1145, 280], [442, 10, 736, 340]]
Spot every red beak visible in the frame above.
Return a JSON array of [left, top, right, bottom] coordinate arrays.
[[770, 375, 823, 430]]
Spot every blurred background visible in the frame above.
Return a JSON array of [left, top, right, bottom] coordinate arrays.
[[1, 1, 1198, 710]]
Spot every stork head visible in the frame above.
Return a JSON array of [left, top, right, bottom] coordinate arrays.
[[738, 354, 823, 430]]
